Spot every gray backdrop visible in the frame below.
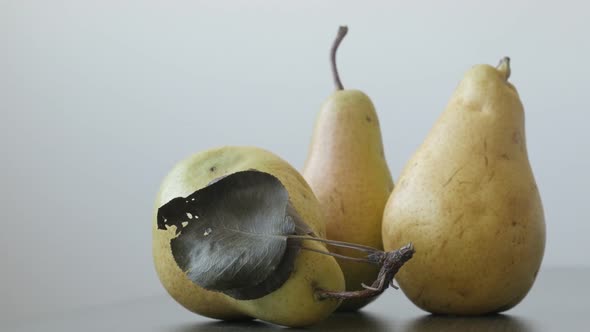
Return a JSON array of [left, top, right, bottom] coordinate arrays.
[[1, 0, 588, 323]]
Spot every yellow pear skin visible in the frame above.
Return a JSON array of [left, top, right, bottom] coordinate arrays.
[[382, 58, 545, 315], [303, 27, 394, 311], [153, 146, 344, 327]]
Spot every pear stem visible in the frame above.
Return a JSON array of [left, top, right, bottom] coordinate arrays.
[[330, 26, 348, 90], [289, 234, 416, 301], [497, 56, 511, 80], [315, 243, 415, 301]]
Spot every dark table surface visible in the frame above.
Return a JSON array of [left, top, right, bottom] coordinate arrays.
[[6, 268, 588, 332]]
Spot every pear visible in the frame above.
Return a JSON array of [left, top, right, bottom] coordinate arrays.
[[382, 58, 545, 314], [153, 146, 345, 327], [303, 26, 394, 311]]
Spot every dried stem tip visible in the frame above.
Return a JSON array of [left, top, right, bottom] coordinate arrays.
[[497, 56, 511, 80], [331, 26, 348, 90]]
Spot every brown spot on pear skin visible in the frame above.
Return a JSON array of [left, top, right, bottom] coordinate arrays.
[[209, 166, 217, 172], [457, 289, 470, 298], [501, 153, 510, 160], [512, 131, 521, 144], [443, 167, 464, 187], [365, 115, 372, 123], [414, 286, 426, 302], [487, 171, 496, 182], [453, 213, 464, 225]]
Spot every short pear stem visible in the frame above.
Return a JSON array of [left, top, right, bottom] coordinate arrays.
[[497, 56, 511, 80], [330, 26, 348, 90]]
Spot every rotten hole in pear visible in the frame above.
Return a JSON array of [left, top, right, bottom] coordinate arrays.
[[157, 170, 414, 301]]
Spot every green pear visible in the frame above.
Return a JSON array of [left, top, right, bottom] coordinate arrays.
[[382, 58, 545, 314], [153, 146, 345, 327], [303, 26, 394, 311]]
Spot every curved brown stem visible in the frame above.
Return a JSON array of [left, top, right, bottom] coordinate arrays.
[[315, 243, 415, 300], [331, 26, 348, 90]]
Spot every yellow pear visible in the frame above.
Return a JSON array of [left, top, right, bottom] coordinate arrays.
[[153, 146, 345, 327], [303, 26, 394, 311], [382, 58, 545, 314]]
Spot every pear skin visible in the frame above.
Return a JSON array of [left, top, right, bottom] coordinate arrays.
[[382, 58, 545, 315], [153, 146, 345, 327], [303, 26, 394, 311]]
